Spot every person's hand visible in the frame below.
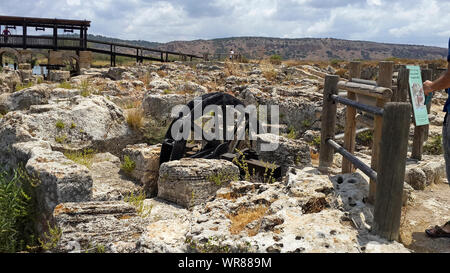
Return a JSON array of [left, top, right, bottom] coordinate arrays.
[[423, 80, 434, 95]]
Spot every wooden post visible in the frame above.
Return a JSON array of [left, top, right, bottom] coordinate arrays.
[[342, 61, 361, 173], [369, 61, 393, 203], [396, 67, 409, 102], [424, 69, 433, 142], [412, 68, 433, 159], [22, 22, 27, 49], [319, 75, 339, 173], [349, 61, 362, 80], [372, 102, 410, 241], [79, 27, 84, 49], [53, 25, 58, 51]]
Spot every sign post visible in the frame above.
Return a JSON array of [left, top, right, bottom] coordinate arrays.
[[406, 65, 429, 126]]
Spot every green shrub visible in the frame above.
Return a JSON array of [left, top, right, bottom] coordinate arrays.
[[124, 191, 152, 217], [424, 135, 443, 155], [309, 136, 321, 149], [232, 149, 276, 184], [269, 55, 282, 65], [80, 80, 91, 97], [15, 82, 33, 92], [0, 165, 39, 253], [38, 222, 61, 252], [208, 171, 239, 187], [143, 119, 169, 145], [58, 81, 72, 89], [64, 149, 95, 169], [54, 135, 67, 144], [356, 130, 373, 146], [285, 126, 298, 139], [121, 155, 136, 174], [55, 120, 65, 130]]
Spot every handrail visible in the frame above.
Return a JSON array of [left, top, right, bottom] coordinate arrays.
[[0, 34, 204, 61]]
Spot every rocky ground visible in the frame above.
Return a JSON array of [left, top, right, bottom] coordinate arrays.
[[0, 60, 448, 253]]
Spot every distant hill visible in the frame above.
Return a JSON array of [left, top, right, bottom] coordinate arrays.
[[86, 35, 447, 61]]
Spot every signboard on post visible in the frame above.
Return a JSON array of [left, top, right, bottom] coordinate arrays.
[[406, 65, 429, 126]]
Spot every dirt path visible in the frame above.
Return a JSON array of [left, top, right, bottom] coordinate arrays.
[[400, 182, 450, 253]]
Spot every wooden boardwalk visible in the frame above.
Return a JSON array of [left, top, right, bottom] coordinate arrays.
[[0, 15, 204, 66]]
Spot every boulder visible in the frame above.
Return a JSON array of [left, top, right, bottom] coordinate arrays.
[[0, 69, 21, 93], [0, 84, 51, 113], [48, 71, 70, 82], [256, 134, 311, 176], [149, 79, 172, 91], [90, 153, 142, 201], [142, 93, 193, 122], [122, 144, 162, 196], [25, 146, 93, 233], [158, 158, 240, 208], [54, 199, 190, 253], [105, 67, 127, 81]]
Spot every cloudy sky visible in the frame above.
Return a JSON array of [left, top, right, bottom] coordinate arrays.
[[0, 0, 449, 47]]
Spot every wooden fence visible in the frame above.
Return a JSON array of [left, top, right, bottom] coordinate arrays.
[[319, 61, 412, 241]]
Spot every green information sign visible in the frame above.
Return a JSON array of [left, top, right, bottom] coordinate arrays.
[[406, 65, 429, 126]]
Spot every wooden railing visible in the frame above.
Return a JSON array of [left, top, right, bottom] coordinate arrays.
[[0, 34, 205, 64], [319, 62, 411, 241]]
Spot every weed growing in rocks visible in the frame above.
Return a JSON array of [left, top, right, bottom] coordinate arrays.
[[285, 126, 298, 139], [424, 135, 443, 155], [124, 191, 152, 217], [38, 222, 62, 252], [121, 155, 136, 174], [233, 149, 277, 184], [55, 120, 65, 130], [54, 135, 67, 144], [185, 236, 231, 253], [64, 149, 95, 169], [356, 130, 373, 146], [0, 165, 40, 253], [126, 108, 144, 130], [58, 81, 72, 89], [208, 171, 239, 186], [15, 82, 33, 92], [143, 119, 169, 145], [80, 80, 92, 97]]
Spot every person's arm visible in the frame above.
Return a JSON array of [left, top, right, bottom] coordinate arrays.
[[424, 62, 450, 95]]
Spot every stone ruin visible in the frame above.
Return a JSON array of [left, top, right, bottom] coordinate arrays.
[[0, 60, 447, 253]]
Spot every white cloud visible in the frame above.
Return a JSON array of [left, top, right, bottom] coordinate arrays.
[[0, 0, 448, 47]]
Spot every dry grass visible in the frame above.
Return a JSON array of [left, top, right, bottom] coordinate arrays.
[[157, 70, 167, 78], [126, 108, 144, 130], [224, 61, 237, 77], [228, 206, 268, 236], [139, 72, 152, 86]]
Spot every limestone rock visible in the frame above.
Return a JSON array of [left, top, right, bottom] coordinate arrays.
[[0, 84, 51, 113], [158, 158, 240, 208], [0, 69, 21, 93], [149, 79, 172, 91], [406, 168, 427, 190], [48, 71, 70, 82], [122, 144, 161, 196], [25, 146, 93, 233], [142, 93, 193, 121], [54, 199, 190, 253], [0, 95, 139, 156], [90, 153, 142, 201], [105, 67, 127, 81], [256, 134, 311, 176], [54, 201, 144, 253]]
